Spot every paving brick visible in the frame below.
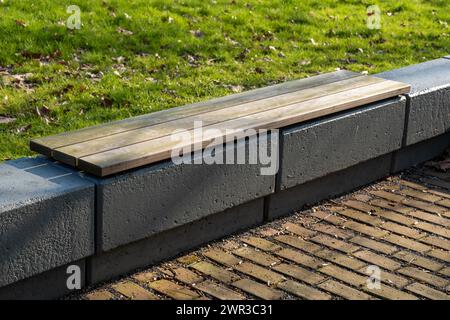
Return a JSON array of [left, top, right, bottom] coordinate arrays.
[[310, 223, 354, 239], [276, 248, 325, 269], [439, 267, 450, 277], [398, 188, 443, 203], [275, 235, 322, 253], [311, 234, 360, 254], [369, 198, 413, 214], [393, 251, 444, 272], [232, 279, 284, 300], [349, 236, 398, 255], [194, 280, 245, 300], [427, 249, 450, 263], [319, 265, 367, 287], [202, 249, 241, 267], [363, 285, 418, 300], [309, 211, 346, 225], [370, 190, 405, 203], [85, 290, 116, 300], [377, 270, 411, 289], [314, 249, 366, 270], [406, 210, 450, 227], [415, 224, 450, 240], [173, 268, 203, 285], [132, 271, 158, 284], [241, 237, 282, 252], [398, 267, 449, 288], [273, 263, 326, 285], [112, 281, 158, 300], [403, 198, 449, 216], [191, 262, 240, 284], [383, 234, 431, 253], [399, 179, 450, 199], [235, 262, 285, 285], [353, 250, 402, 271], [282, 222, 317, 238], [277, 280, 332, 300], [342, 221, 389, 238], [381, 222, 427, 239], [436, 198, 450, 208], [332, 207, 383, 226], [318, 280, 376, 300], [149, 279, 199, 300], [177, 255, 201, 265], [406, 282, 450, 300], [419, 235, 450, 251], [233, 247, 280, 267]]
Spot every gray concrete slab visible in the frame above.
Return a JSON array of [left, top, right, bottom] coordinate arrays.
[[377, 58, 450, 145], [93, 136, 276, 252], [88, 198, 263, 284], [391, 132, 450, 173], [267, 154, 392, 220], [0, 157, 94, 288], [278, 98, 405, 191], [0, 260, 86, 300]]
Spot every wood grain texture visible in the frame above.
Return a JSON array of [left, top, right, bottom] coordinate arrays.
[[30, 71, 410, 176], [31, 70, 359, 156], [52, 75, 381, 165]]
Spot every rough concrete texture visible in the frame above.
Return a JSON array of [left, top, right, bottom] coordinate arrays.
[[391, 132, 450, 173], [267, 154, 392, 220], [94, 137, 275, 252], [377, 58, 450, 145], [0, 157, 94, 288], [87, 198, 263, 284], [0, 260, 85, 300], [278, 98, 405, 190]]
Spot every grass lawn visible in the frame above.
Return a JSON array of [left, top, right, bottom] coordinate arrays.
[[0, 0, 448, 161]]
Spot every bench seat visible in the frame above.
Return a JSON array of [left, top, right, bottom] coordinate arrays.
[[30, 70, 410, 176]]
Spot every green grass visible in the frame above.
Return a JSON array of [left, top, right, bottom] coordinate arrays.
[[0, 0, 448, 160]]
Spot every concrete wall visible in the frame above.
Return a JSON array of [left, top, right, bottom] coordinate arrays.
[[0, 57, 449, 299]]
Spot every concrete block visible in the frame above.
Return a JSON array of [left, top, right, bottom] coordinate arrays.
[[377, 58, 450, 145], [278, 98, 405, 190], [88, 198, 263, 284], [0, 157, 94, 288], [391, 132, 450, 173], [267, 154, 392, 220], [0, 260, 85, 300], [93, 137, 275, 252]]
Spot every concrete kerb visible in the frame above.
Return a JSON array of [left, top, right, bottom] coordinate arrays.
[[376, 58, 450, 146], [89, 135, 276, 253], [0, 157, 95, 289]]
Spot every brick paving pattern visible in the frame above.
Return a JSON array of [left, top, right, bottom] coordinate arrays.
[[79, 151, 450, 300]]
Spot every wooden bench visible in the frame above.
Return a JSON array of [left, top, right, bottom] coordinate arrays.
[[30, 70, 410, 176]]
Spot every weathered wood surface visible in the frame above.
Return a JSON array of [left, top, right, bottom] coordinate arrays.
[[30, 70, 410, 176]]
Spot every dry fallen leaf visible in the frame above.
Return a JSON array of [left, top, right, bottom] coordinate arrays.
[[116, 27, 133, 35], [0, 116, 16, 124], [15, 20, 28, 27]]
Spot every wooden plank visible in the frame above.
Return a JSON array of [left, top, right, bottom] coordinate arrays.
[[51, 75, 381, 165], [78, 79, 410, 176], [30, 70, 359, 155]]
